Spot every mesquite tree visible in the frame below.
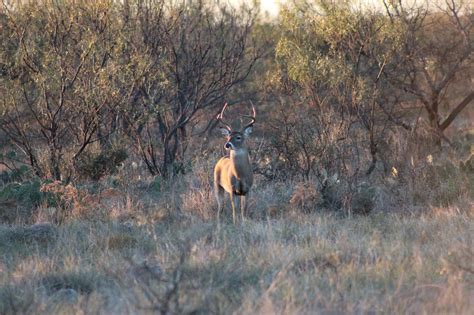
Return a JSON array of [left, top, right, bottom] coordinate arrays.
[[0, 1, 120, 181], [273, 1, 404, 179], [117, 1, 261, 177], [383, 0, 474, 145]]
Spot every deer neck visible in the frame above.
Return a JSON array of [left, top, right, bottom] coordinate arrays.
[[230, 148, 251, 178]]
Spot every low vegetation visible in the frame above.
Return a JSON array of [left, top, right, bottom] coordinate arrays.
[[0, 154, 472, 313], [0, 198, 472, 313]]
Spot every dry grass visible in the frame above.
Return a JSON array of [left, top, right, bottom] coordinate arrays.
[[0, 185, 472, 314], [0, 151, 473, 314]]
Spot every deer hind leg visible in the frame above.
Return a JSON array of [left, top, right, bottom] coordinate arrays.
[[215, 185, 225, 222]]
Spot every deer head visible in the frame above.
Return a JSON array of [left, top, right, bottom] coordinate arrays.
[[217, 102, 256, 152]]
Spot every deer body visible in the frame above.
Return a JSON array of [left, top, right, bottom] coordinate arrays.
[[214, 103, 255, 223], [215, 148, 253, 194]]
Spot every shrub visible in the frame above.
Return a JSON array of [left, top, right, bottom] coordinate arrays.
[[289, 182, 321, 212], [40, 181, 79, 210], [268, 101, 349, 180], [0, 180, 43, 207], [40, 272, 103, 295], [0, 165, 30, 184], [350, 183, 376, 215], [0, 179, 84, 223], [389, 152, 471, 209], [428, 161, 468, 207], [76, 148, 128, 181]]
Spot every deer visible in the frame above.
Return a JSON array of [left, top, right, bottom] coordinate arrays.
[[214, 102, 256, 224]]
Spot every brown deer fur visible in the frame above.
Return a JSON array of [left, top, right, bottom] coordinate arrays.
[[214, 103, 255, 223]]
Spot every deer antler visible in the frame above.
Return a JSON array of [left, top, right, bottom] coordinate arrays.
[[241, 101, 256, 129], [217, 102, 232, 131]]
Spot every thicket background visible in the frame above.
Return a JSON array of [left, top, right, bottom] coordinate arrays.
[[0, 0, 472, 314]]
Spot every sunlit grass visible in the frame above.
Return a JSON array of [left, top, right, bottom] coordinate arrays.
[[0, 205, 472, 314]]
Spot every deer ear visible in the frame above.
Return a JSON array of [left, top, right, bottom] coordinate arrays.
[[243, 126, 253, 137], [220, 128, 231, 136]]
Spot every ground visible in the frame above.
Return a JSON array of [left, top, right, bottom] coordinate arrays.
[[0, 200, 472, 314]]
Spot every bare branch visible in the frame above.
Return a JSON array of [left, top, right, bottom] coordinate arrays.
[[440, 91, 474, 130]]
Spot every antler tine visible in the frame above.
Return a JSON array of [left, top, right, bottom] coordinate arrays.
[[242, 101, 256, 128], [217, 102, 232, 131], [249, 100, 256, 118]]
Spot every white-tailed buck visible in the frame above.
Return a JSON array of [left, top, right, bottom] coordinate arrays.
[[214, 102, 256, 223]]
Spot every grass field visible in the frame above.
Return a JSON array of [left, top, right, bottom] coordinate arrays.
[[0, 181, 472, 314]]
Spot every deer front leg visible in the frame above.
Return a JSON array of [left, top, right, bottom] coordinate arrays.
[[230, 193, 240, 224], [215, 185, 225, 222], [241, 193, 249, 221]]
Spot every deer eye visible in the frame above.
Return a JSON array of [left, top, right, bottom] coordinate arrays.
[[236, 136, 242, 141]]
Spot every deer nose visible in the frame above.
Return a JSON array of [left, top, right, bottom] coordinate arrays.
[[225, 142, 233, 149]]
